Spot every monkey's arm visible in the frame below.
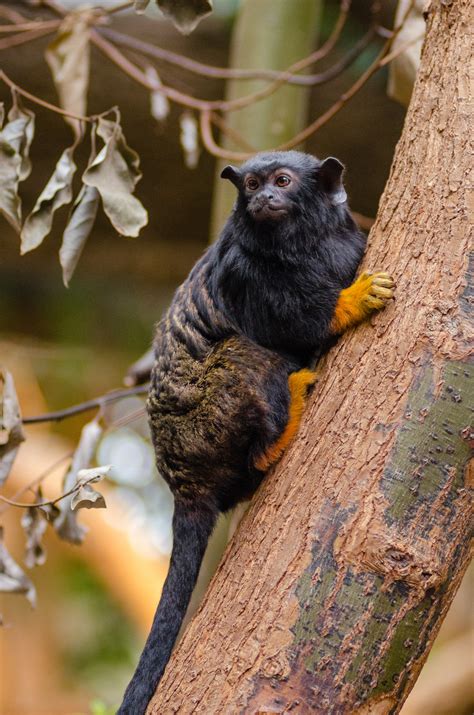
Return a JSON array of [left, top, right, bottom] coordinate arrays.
[[330, 272, 394, 335]]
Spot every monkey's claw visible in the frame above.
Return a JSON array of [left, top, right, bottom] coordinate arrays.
[[359, 271, 395, 312]]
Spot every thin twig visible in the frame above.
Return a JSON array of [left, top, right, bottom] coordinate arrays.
[[278, 8, 417, 151], [200, 110, 241, 160], [34, 0, 67, 18], [0, 452, 73, 516], [115, 24, 376, 93], [0, 473, 102, 509], [0, 69, 92, 122], [0, 24, 58, 51], [92, 26, 374, 117], [98, 0, 355, 88], [199, 0, 417, 160], [0, 19, 60, 32], [0, 7, 28, 24], [379, 33, 424, 67], [198, 1, 352, 114], [108, 405, 147, 429], [92, 0, 358, 114], [209, 112, 256, 153], [91, 31, 216, 112], [22, 384, 149, 424]]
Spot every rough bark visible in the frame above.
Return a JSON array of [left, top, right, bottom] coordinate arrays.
[[149, 2, 473, 713]]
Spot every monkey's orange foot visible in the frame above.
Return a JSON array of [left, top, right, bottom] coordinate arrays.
[[358, 271, 395, 311], [254, 368, 317, 472], [330, 271, 395, 334]]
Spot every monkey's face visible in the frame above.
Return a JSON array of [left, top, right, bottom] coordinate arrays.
[[221, 151, 347, 227], [241, 167, 299, 223]]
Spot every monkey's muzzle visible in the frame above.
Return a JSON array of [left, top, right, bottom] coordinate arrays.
[[248, 197, 288, 222]]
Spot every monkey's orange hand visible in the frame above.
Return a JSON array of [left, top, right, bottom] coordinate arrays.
[[330, 272, 394, 335]]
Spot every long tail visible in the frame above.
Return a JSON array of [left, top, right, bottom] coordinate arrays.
[[118, 501, 217, 715]]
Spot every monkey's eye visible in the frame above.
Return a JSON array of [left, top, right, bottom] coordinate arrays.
[[246, 177, 259, 191], [275, 175, 291, 187]]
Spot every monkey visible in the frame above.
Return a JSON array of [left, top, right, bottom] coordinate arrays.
[[118, 151, 394, 714]]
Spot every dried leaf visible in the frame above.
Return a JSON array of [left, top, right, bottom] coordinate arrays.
[[83, 116, 148, 237], [60, 185, 100, 286], [71, 483, 106, 511], [39, 502, 60, 523], [180, 111, 200, 169], [0, 131, 22, 231], [134, 0, 150, 12], [157, 0, 213, 34], [145, 66, 170, 124], [0, 369, 25, 486], [0, 94, 35, 231], [53, 419, 103, 544], [388, 0, 425, 107], [77, 465, 112, 481], [70, 465, 109, 512], [30, 485, 60, 523], [0, 527, 36, 608], [21, 506, 47, 568], [21, 147, 77, 255], [5, 93, 35, 181], [45, 8, 94, 135]]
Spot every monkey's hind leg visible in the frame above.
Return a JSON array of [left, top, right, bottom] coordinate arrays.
[[254, 368, 317, 472], [330, 272, 394, 335]]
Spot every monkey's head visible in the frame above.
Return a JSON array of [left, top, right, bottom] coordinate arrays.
[[221, 151, 347, 225]]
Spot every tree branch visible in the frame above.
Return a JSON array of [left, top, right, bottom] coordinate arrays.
[[22, 385, 148, 424]]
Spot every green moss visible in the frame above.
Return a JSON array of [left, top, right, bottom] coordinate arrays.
[[383, 360, 472, 521], [344, 587, 394, 683]]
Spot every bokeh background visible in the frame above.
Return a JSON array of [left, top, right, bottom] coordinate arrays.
[[0, 1, 472, 713]]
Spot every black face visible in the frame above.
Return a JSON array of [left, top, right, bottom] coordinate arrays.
[[221, 151, 347, 226], [242, 167, 299, 222]]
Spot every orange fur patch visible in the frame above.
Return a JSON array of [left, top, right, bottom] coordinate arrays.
[[330, 274, 374, 334], [254, 368, 317, 472]]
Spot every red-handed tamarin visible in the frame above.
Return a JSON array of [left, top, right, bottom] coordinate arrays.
[[118, 151, 394, 713]]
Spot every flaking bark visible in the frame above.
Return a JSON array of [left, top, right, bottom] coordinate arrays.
[[148, 2, 473, 713]]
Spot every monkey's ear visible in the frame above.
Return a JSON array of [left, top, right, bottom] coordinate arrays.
[[318, 157, 347, 205], [220, 165, 241, 187]]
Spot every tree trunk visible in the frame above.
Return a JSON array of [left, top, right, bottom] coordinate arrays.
[[148, 2, 473, 713]]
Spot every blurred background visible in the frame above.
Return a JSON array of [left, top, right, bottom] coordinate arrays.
[[0, 0, 472, 713]]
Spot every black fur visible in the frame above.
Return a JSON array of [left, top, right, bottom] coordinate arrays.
[[118, 151, 366, 714]]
